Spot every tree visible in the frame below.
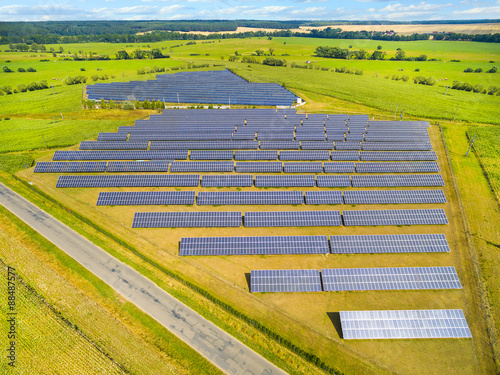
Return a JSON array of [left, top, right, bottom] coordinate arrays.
[[116, 50, 130, 60], [370, 50, 386, 60], [269, 48, 274, 56], [416, 54, 427, 61], [377, 45, 382, 50], [395, 49, 406, 61], [255, 49, 264, 56], [354, 49, 367, 60], [134, 49, 146, 59]]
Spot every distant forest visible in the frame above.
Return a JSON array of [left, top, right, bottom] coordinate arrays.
[[0, 20, 499, 44]]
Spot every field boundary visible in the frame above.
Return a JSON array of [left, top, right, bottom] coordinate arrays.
[[439, 124, 500, 368], [9, 174, 345, 375]]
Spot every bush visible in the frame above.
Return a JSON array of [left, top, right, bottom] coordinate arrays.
[[2, 66, 12, 73], [487, 86, 499, 95], [487, 66, 498, 73], [464, 67, 473, 73], [80, 67, 86, 71], [474, 68, 483, 73], [414, 68, 420, 72], [401, 75, 409, 82], [16, 84, 27, 92], [122, 101, 134, 110], [26, 67, 36, 72], [262, 57, 286, 66], [17, 67, 26, 72], [64, 75, 87, 85], [450, 59, 461, 62], [413, 76, 436, 86]]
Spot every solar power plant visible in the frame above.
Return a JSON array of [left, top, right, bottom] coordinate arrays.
[[129, 133, 233, 141], [345, 134, 365, 142], [330, 151, 360, 161], [197, 191, 304, 205], [235, 162, 283, 173], [335, 142, 362, 150], [250, 269, 323, 293], [326, 134, 347, 141], [96, 191, 196, 206], [279, 151, 330, 160], [322, 267, 461, 292], [304, 191, 344, 205], [179, 235, 330, 256], [189, 151, 234, 160], [201, 175, 254, 187], [368, 120, 429, 127], [339, 309, 472, 339], [234, 151, 278, 160], [34, 162, 106, 173], [260, 141, 300, 150], [364, 136, 431, 142], [79, 141, 149, 150], [327, 114, 349, 121], [359, 151, 438, 161], [349, 115, 369, 121], [316, 175, 352, 187], [53, 150, 188, 161], [324, 162, 356, 173], [329, 234, 451, 254], [257, 133, 295, 141], [343, 190, 447, 204], [132, 211, 242, 228], [351, 175, 445, 187], [232, 133, 256, 140], [283, 162, 324, 173], [171, 161, 234, 172], [97, 133, 129, 141], [56, 174, 200, 188], [300, 141, 335, 150], [295, 134, 327, 141], [355, 162, 440, 173], [362, 142, 433, 151], [245, 211, 342, 227], [150, 141, 259, 150], [106, 161, 171, 172], [255, 175, 316, 187], [342, 209, 449, 226]]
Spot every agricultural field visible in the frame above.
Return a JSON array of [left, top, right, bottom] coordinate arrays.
[[0, 35, 499, 374]]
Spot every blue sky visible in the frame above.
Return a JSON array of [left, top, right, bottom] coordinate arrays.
[[0, 0, 499, 22]]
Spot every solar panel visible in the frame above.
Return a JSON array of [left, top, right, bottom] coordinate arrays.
[[235, 162, 282, 173], [56, 175, 200, 188], [129, 133, 233, 141], [364, 136, 431, 142], [255, 175, 316, 187], [326, 133, 346, 141], [96, 191, 195, 206], [316, 175, 352, 187], [304, 191, 343, 205], [329, 234, 451, 254], [106, 161, 171, 172], [179, 235, 330, 256], [340, 309, 472, 339], [170, 161, 234, 172], [279, 151, 330, 160], [97, 133, 129, 141], [197, 191, 304, 205], [355, 162, 440, 173], [330, 151, 359, 161], [34, 162, 106, 173], [189, 151, 234, 160], [201, 175, 253, 187], [343, 209, 449, 226], [260, 141, 300, 150], [53, 150, 188, 161], [79, 141, 149, 150], [245, 211, 342, 227], [132, 211, 242, 228], [300, 141, 335, 150], [257, 133, 294, 141], [345, 134, 365, 142], [359, 151, 438, 161], [362, 142, 433, 151], [322, 267, 461, 292], [335, 142, 361, 150], [323, 162, 356, 173], [150, 141, 258, 150], [295, 133, 326, 141], [351, 175, 445, 187], [232, 133, 256, 140], [234, 151, 278, 160], [250, 269, 322, 292], [343, 190, 447, 204], [283, 162, 323, 173]]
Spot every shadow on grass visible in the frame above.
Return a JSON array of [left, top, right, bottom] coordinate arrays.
[[327, 312, 343, 339]]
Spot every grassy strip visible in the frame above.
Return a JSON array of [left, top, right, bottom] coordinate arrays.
[[439, 124, 500, 369], [8, 173, 345, 375], [0, 154, 34, 173]]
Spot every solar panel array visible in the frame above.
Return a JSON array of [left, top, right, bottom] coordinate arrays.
[[245, 211, 342, 227], [322, 267, 461, 291], [316, 175, 352, 187], [355, 162, 440, 173], [235, 162, 283, 173], [53, 150, 188, 161], [329, 234, 451, 254], [106, 161, 171, 172], [170, 161, 234, 172], [96, 191, 195, 206], [56, 175, 200, 187], [343, 209, 449, 226], [343, 190, 447, 204], [197, 191, 304, 205], [360, 151, 437, 161], [79, 141, 149, 150], [324, 162, 356, 173], [235, 151, 278, 160], [340, 309, 472, 339], [351, 175, 445, 187], [189, 151, 234, 160], [179, 235, 330, 256], [304, 191, 343, 205], [255, 175, 316, 187], [34, 162, 106, 173], [250, 269, 322, 293], [283, 162, 324, 173], [279, 151, 330, 160], [200, 175, 253, 187], [132, 211, 242, 228]]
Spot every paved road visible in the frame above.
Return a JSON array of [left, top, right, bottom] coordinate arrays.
[[0, 183, 287, 375]]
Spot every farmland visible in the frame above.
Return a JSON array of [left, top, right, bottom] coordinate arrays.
[[0, 34, 499, 374]]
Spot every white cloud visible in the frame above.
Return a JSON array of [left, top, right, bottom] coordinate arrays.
[[377, 2, 453, 12], [452, 5, 500, 14]]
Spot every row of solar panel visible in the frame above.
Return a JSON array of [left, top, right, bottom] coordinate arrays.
[[131, 209, 449, 228], [52, 150, 439, 161], [250, 266, 461, 293], [178, 233, 450, 256], [96, 190, 447, 206], [55, 174, 445, 188]]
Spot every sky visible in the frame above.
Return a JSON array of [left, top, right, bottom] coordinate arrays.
[[0, 0, 499, 22]]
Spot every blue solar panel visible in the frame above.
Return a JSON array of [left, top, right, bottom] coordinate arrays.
[[355, 162, 440, 173], [250, 269, 322, 292], [295, 133, 326, 141], [329, 234, 451, 254], [34, 162, 106, 173], [255, 175, 316, 187], [235, 162, 282, 173], [300, 141, 335, 150], [330, 151, 359, 161], [170, 161, 234, 172], [53, 150, 187, 160], [362, 142, 433, 151], [343, 190, 447, 204], [189, 151, 234, 160], [279, 151, 330, 160], [106, 161, 171, 172], [316, 175, 352, 187], [335, 142, 361, 150], [150, 141, 258, 150], [326, 133, 346, 141], [305, 191, 343, 205], [96, 191, 195, 205], [97, 133, 128, 141], [245, 211, 342, 227], [129, 133, 233, 141], [56, 175, 200, 188], [234, 151, 278, 160], [79, 141, 149, 150], [260, 141, 300, 150], [351, 175, 445, 187], [257, 133, 294, 141], [132, 211, 242, 228], [283, 162, 323, 173], [324, 162, 356, 173], [359, 151, 438, 161], [343, 209, 449, 226], [179, 235, 330, 256], [201, 175, 253, 187], [197, 191, 304, 205]]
